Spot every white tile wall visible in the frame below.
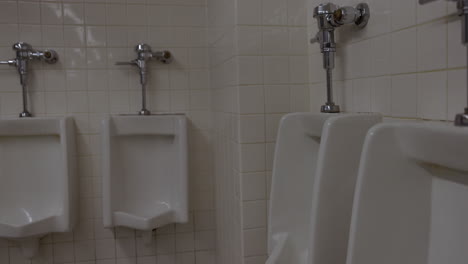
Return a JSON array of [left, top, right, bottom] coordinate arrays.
[[0, 0, 214, 264], [208, 0, 310, 262], [207, 0, 243, 262]]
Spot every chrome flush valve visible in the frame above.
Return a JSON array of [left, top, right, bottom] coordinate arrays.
[[116, 44, 173, 116], [311, 3, 370, 113], [0, 42, 59, 117]]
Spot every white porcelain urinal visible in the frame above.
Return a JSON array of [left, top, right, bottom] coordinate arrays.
[[0, 117, 77, 258], [102, 115, 188, 240], [267, 113, 381, 264], [346, 123, 468, 264]]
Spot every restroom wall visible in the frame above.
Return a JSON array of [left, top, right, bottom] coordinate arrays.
[[235, 0, 310, 263], [207, 0, 242, 263], [307, 0, 467, 121], [0, 1, 215, 264], [207, 0, 310, 263]]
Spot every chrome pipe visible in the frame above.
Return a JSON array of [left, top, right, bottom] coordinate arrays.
[[20, 84, 31, 118], [326, 68, 333, 104]]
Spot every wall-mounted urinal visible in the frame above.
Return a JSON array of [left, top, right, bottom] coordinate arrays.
[[102, 115, 188, 241], [266, 113, 381, 264], [346, 123, 468, 264], [0, 117, 77, 258]]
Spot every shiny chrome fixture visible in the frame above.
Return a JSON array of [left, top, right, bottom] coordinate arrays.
[[116, 44, 172, 116], [0, 42, 58, 117], [311, 3, 370, 113], [419, 0, 468, 126]]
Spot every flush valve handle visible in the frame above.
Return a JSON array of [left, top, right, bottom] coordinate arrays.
[[0, 59, 16, 66]]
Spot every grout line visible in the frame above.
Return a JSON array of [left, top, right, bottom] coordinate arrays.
[[307, 66, 468, 86]]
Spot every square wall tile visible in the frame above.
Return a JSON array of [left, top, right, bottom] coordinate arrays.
[[243, 228, 267, 257], [41, 2, 63, 25], [42, 25, 65, 46], [95, 239, 116, 260], [64, 26, 86, 47], [346, 40, 372, 79], [448, 69, 467, 120], [289, 27, 308, 55], [86, 26, 107, 47], [19, 25, 42, 47], [417, 21, 447, 71], [238, 56, 263, 85], [263, 56, 290, 84], [106, 4, 127, 26], [238, 85, 265, 114], [265, 85, 290, 113], [147, 5, 170, 26], [240, 143, 266, 172], [0, 24, 18, 46], [262, 0, 287, 25], [417, 71, 447, 120], [0, 1, 18, 24], [391, 28, 417, 74], [262, 27, 289, 55], [194, 230, 215, 250], [370, 76, 391, 116], [370, 35, 391, 77], [241, 172, 266, 201], [64, 3, 85, 25], [85, 3, 106, 25], [126, 4, 147, 26], [242, 200, 267, 229], [290, 85, 309, 112], [391, 74, 418, 118], [289, 56, 308, 84], [18, 1, 40, 24], [287, 0, 307, 26], [352, 78, 371, 113], [239, 115, 266, 143], [391, 0, 416, 30], [237, 0, 261, 25]]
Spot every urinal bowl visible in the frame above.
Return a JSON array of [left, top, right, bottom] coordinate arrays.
[[102, 114, 188, 235], [0, 117, 77, 258], [267, 113, 382, 264], [347, 123, 468, 264]]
